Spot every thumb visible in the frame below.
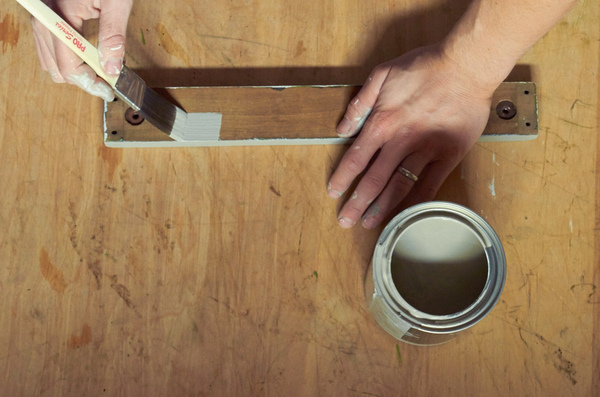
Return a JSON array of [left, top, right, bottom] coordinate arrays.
[[97, 0, 133, 77], [336, 65, 388, 138]]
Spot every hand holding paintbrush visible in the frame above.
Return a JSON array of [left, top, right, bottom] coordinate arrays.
[[19, 0, 188, 141], [29, 0, 132, 102]]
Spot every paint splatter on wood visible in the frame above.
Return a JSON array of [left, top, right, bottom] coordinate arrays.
[[0, 14, 19, 53], [98, 144, 123, 181], [396, 344, 402, 364], [39, 248, 67, 294], [68, 324, 92, 349], [157, 23, 191, 66]]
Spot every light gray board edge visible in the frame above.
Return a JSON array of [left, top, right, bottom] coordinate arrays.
[[104, 137, 353, 148], [103, 133, 537, 148]]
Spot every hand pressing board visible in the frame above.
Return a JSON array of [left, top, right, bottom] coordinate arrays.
[[104, 82, 537, 147]]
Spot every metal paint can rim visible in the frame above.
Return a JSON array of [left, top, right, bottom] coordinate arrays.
[[371, 201, 506, 343]]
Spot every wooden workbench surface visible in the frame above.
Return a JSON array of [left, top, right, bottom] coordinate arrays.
[[1, 1, 598, 395]]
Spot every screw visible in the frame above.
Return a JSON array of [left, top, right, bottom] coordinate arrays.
[[125, 108, 145, 126], [496, 100, 517, 120]]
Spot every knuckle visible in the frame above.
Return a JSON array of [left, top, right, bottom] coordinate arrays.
[[345, 96, 363, 118], [343, 155, 366, 174], [99, 33, 126, 50], [345, 203, 368, 220], [367, 111, 395, 134], [363, 120, 391, 143], [371, 64, 387, 78], [361, 172, 388, 193]]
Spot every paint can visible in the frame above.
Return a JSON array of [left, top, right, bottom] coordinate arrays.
[[367, 202, 506, 345]]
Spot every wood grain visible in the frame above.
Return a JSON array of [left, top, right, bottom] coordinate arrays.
[[1, 0, 599, 396]]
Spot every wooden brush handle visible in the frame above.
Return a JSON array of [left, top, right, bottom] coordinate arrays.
[[17, 0, 118, 87]]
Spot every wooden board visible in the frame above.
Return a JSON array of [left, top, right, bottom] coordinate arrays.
[[1, 0, 599, 396], [104, 82, 538, 146]]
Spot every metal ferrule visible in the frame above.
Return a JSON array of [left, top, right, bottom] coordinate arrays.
[[114, 66, 145, 111]]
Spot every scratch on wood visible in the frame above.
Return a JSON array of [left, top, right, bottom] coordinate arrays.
[[348, 389, 382, 397], [558, 118, 596, 129], [197, 34, 289, 52], [269, 185, 281, 197], [88, 260, 103, 289], [110, 275, 141, 317], [570, 99, 594, 110], [518, 327, 529, 349], [554, 348, 577, 385]]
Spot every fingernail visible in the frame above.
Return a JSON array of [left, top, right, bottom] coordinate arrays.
[[327, 183, 343, 199], [361, 204, 381, 229], [361, 216, 377, 229], [103, 58, 123, 77], [338, 216, 356, 229], [336, 117, 352, 137]]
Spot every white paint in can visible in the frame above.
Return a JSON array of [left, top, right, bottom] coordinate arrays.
[[369, 202, 506, 345]]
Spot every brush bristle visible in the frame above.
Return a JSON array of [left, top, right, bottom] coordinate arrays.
[[138, 88, 188, 141], [115, 66, 188, 141]]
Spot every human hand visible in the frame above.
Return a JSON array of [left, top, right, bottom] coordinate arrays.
[[327, 44, 495, 229], [30, 0, 133, 101]]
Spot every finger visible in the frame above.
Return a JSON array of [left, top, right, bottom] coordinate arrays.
[[97, 0, 133, 77], [336, 145, 412, 228], [328, 104, 412, 199], [31, 21, 47, 71], [32, 28, 48, 71], [64, 63, 116, 101], [51, 38, 114, 100], [327, 120, 386, 199], [360, 155, 429, 229], [47, 14, 114, 100], [31, 18, 65, 82], [337, 66, 389, 138], [400, 161, 457, 209]]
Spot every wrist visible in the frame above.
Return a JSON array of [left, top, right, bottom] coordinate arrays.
[[439, 30, 516, 97], [439, 0, 579, 95]]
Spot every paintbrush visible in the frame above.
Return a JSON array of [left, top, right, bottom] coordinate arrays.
[[17, 0, 188, 141]]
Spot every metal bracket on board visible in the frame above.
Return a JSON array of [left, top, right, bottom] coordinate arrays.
[[103, 81, 538, 148]]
